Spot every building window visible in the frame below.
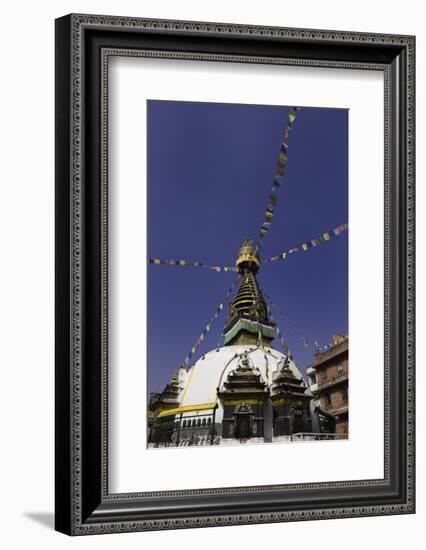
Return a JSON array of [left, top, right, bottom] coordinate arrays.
[[324, 393, 331, 406], [341, 388, 348, 403], [321, 370, 327, 380], [337, 363, 343, 374]]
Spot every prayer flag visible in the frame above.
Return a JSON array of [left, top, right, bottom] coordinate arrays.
[[278, 152, 288, 165]]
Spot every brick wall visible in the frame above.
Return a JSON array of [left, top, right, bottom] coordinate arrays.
[[316, 357, 348, 385], [320, 387, 348, 411]]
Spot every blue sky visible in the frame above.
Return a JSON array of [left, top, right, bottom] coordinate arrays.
[[147, 100, 348, 394]]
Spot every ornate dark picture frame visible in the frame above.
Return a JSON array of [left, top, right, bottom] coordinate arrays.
[[55, 14, 415, 535]]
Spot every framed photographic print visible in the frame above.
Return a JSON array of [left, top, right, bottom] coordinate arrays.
[[55, 14, 415, 535]]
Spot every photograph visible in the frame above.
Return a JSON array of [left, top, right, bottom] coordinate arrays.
[[146, 100, 349, 448]]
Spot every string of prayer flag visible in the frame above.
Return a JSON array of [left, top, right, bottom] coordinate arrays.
[[263, 222, 348, 264], [264, 292, 327, 354], [180, 277, 240, 370], [266, 306, 290, 356], [257, 106, 301, 247], [149, 258, 237, 273]]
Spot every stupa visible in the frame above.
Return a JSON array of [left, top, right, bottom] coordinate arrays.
[[148, 238, 313, 447]]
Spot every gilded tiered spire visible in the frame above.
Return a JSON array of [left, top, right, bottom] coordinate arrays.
[[271, 356, 308, 398], [155, 370, 181, 409], [223, 238, 276, 346]]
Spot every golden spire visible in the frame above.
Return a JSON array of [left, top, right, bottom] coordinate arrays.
[[222, 238, 275, 346], [236, 237, 260, 273]]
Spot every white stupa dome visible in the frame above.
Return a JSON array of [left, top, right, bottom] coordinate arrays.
[[180, 345, 304, 406], [166, 344, 309, 428]]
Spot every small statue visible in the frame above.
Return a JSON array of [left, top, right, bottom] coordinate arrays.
[[238, 351, 254, 370], [277, 355, 291, 372]]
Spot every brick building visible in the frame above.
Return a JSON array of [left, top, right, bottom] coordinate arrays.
[[307, 333, 348, 437]]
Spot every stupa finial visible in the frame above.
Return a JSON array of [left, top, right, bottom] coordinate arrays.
[[236, 237, 260, 273]]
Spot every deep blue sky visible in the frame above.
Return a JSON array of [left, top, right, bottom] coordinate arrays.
[[147, 100, 348, 394]]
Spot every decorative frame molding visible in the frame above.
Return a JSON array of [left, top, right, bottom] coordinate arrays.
[[55, 14, 415, 535]]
